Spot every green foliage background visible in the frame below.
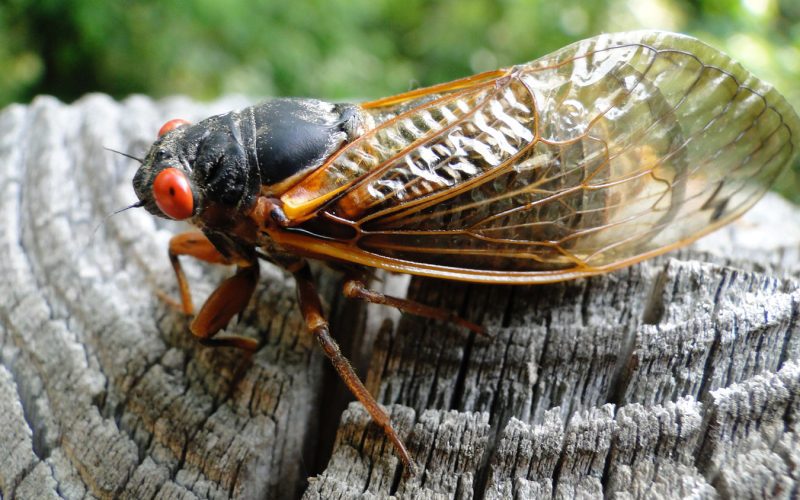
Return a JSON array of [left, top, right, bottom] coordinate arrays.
[[2, 0, 799, 200]]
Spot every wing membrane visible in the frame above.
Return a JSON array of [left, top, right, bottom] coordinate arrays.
[[278, 31, 800, 282], [279, 74, 505, 219]]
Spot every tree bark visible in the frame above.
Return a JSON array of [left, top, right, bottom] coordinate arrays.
[[1, 95, 798, 499]]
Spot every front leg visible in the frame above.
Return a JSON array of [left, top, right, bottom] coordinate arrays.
[[168, 231, 233, 315], [167, 231, 260, 351], [291, 261, 416, 473]]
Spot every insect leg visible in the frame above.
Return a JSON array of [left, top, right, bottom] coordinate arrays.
[[292, 263, 416, 473], [189, 263, 260, 351], [169, 231, 233, 314], [342, 279, 487, 335], [168, 231, 260, 351]]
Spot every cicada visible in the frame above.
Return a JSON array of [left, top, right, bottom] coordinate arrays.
[[130, 31, 800, 471]]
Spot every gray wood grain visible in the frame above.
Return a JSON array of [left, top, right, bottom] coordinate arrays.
[[0, 95, 340, 499], [1, 95, 798, 499]]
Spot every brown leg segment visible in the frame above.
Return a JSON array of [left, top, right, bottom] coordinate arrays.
[[167, 231, 259, 351], [293, 263, 416, 473], [342, 279, 488, 336], [189, 263, 260, 351]]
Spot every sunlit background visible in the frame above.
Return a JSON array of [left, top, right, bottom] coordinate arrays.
[[2, 0, 799, 200]]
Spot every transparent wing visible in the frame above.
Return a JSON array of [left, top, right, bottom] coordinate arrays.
[[278, 31, 800, 282], [279, 68, 507, 219]]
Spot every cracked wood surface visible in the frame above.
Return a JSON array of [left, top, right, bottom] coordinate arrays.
[[1, 95, 799, 499]]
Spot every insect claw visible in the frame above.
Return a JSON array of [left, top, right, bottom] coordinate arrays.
[[477, 326, 494, 339], [452, 315, 490, 337], [156, 289, 189, 314]]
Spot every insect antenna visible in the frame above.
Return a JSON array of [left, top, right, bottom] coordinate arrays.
[[84, 147, 148, 248], [89, 200, 146, 242], [104, 146, 144, 164]]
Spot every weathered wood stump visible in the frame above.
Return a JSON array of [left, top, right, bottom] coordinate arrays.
[[0, 95, 798, 499]]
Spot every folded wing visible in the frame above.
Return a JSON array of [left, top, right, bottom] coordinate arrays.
[[277, 31, 800, 283]]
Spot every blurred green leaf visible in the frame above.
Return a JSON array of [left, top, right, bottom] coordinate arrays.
[[1, 0, 798, 201]]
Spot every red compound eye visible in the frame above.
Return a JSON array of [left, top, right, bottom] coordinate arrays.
[[153, 168, 194, 220], [157, 118, 191, 137]]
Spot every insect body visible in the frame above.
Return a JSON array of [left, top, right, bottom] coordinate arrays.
[[131, 31, 800, 472]]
